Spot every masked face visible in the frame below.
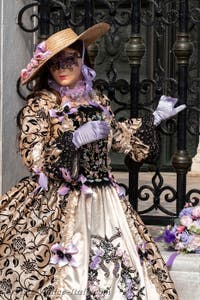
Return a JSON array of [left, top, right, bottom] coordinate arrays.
[[48, 51, 81, 71], [49, 48, 83, 88]]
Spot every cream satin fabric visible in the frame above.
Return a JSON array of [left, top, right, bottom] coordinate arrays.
[[54, 185, 160, 300]]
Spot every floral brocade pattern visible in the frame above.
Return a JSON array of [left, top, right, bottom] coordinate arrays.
[[0, 90, 177, 299], [0, 177, 68, 299]]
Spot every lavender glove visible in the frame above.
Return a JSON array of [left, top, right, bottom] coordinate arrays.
[[153, 95, 186, 126], [72, 120, 109, 148]]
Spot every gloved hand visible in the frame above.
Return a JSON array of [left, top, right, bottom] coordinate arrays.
[[72, 120, 110, 148], [153, 95, 186, 126]]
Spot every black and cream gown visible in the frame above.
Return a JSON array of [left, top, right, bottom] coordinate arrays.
[[0, 89, 178, 300]]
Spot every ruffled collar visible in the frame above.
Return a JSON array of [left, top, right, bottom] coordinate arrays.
[[48, 79, 95, 102]]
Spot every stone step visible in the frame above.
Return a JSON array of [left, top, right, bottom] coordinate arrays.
[[161, 251, 200, 300], [148, 226, 200, 300]]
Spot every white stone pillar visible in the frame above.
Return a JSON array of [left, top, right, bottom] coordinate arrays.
[[189, 141, 200, 176], [0, 0, 33, 194]]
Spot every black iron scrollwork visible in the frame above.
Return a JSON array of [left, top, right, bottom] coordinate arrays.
[[190, 7, 200, 24], [186, 189, 200, 206], [95, 0, 131, 26], [17, 1, 39, 32], [138, 170, 177, 216], [141, 0, 179, 35]]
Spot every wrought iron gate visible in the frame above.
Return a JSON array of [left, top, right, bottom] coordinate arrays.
[[17, 0, 200, 225]]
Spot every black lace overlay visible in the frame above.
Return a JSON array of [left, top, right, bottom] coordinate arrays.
[[44, 131, 80, 180], [135, 114, 160, 164], [68, 105, 112, 184]]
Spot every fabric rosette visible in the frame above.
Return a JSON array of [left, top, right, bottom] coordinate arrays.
[[50, 243, 79, 267]]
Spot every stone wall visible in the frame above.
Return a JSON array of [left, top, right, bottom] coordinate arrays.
[[0, 0, 33, 194]]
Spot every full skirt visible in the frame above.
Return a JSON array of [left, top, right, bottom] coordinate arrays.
[[0, 177, 178, 300]]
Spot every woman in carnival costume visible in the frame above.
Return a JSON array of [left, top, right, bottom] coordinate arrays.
[[0, 23, 185, 299]]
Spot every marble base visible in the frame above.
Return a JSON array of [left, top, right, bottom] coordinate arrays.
[[189, 142, 200, 176], [161, 251, 200, 300]]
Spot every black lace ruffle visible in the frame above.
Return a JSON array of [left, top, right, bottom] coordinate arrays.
[[44, 132, 79, 180], [135, 114, 160, 163]]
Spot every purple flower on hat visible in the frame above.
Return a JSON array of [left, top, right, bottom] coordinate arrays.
[[50, 243, 79, 267], [34, 41, 52, 60], [35, 41, 46, 53]]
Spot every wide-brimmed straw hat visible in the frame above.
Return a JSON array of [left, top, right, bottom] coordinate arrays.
[[20, 22, 110, 85]]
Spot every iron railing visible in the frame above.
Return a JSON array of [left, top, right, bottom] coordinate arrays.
[[17, 0, 200, 225]]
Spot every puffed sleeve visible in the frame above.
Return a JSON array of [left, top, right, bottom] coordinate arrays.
[[111, 114, 159, 163], [18, 92, 79, 181], [95, 92, 159, 163]]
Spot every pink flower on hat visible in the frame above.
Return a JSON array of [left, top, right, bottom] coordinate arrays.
[[30, 58, 39, 67], [20, 41, 52, 81], [26, 63, 33, 71], [21, 69, 29, 80]]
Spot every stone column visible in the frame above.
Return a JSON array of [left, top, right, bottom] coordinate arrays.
[[0, 0, 33, 194], [189, 141, 200, 176]]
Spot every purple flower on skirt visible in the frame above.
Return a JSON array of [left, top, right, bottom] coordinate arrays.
[[89, 256, 102, 270], [125, 278, 133, 300], [163, 229, 176, 243], [50, 243, 79, 267]]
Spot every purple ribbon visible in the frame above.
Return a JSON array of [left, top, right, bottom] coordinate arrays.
[[108, 173, 126, 198], [80, 41, 96, 92], [81, 64, 96, 91], [166, 252, 179, 268], [78, 174, 93, 195], [32, 167, 48, 193]]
